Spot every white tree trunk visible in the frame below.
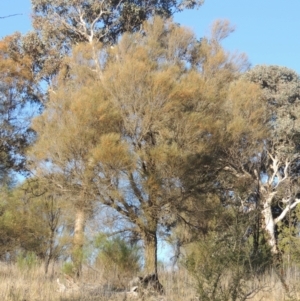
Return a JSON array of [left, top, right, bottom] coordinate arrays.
[[262, 202, 278, 255]]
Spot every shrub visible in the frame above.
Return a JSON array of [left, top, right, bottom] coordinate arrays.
[[95, 235, 141, 289], [17, 251, 39, 271]]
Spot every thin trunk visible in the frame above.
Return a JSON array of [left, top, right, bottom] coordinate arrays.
[[252, 212, 260, 256], [72, 207, 86, 278], [44, 227, 55, 275]]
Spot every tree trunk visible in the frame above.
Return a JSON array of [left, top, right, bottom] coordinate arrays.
[[142, 228, 164, 293], [72, 207, 86, 278], [262, 203, 278, 255], [44, 227, 55, 275], [143, 229, 158, 275], [262, 199, 289, 291], [252, 212, 260, 256]]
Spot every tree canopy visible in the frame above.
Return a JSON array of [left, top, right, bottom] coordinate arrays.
[[28, 17, 268, 279], [0, 35, 40, 183], [31, 0, 204, 45]]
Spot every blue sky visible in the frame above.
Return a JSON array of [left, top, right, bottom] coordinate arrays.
[[175, 0, 300, 74], [0, 0, 299, 73]]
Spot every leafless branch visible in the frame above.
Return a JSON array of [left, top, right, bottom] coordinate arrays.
[[0, 13, 22, 19], [275, 198, 300, 224]]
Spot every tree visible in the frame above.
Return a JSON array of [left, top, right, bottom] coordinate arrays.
[[185, 204, 270, 301], [242, 65, 300, 258], [28, 18, 267, 281], [28, 41, 123, 277], [31, 0, 204, 45], [0, 184, 50, 261], [0, 35, 40, 183], [19, 0, 204, 91], [219, 64, 300, 278]]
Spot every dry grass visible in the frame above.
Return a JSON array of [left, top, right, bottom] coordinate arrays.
[[0, 262, 299, 301]]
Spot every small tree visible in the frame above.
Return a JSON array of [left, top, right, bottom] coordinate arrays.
[[185, 205, 271, 301], [0, 185, 49, 261]]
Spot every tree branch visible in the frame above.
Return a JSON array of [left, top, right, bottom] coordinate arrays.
[[268, 153, 279, 185], [0, 14, 22, 19], [275, 198, 300, 224], [129, 172, 144, 204]]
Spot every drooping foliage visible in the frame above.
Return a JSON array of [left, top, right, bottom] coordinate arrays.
[[28, 17, 268, 279], [19, 0, 204, 88]]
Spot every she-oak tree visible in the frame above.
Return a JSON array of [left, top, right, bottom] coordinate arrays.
[[28, 17, 268, 279]]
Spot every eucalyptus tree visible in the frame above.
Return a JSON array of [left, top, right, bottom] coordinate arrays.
[[31, 0, 204, 45], [243, 66, 300, 257], [218, 65, 300, 261]]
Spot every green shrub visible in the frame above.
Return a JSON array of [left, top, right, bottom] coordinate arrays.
[[95, 235, 141, 288], [184, 208, 271, 301], [61, 261, 75, 276], [17, 251, 39, 271]]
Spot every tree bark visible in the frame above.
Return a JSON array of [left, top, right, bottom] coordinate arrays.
[[72, 207, 86, 277], [262, 202, 278, 255], [44, 227, 55, 275], [142, 228, 164, 293], [143, 229, 158, 275]]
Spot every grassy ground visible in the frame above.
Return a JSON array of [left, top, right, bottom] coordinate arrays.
[[0, 262, 299, 301]]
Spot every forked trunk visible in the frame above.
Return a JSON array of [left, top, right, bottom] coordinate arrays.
[[72, 208, 86, 278]]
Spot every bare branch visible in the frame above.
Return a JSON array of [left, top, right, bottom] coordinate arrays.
[[223, 165, 250, 178], [275, 198, 300, 224], [129, 172, 144, 204], [0, 13, 22, 19], [281, 197, 292, 204], [274, 158, 290, 189], [268, 153, 279, 185]]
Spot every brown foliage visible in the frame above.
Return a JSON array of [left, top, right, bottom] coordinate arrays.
[[29, 17, 268, 277]]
